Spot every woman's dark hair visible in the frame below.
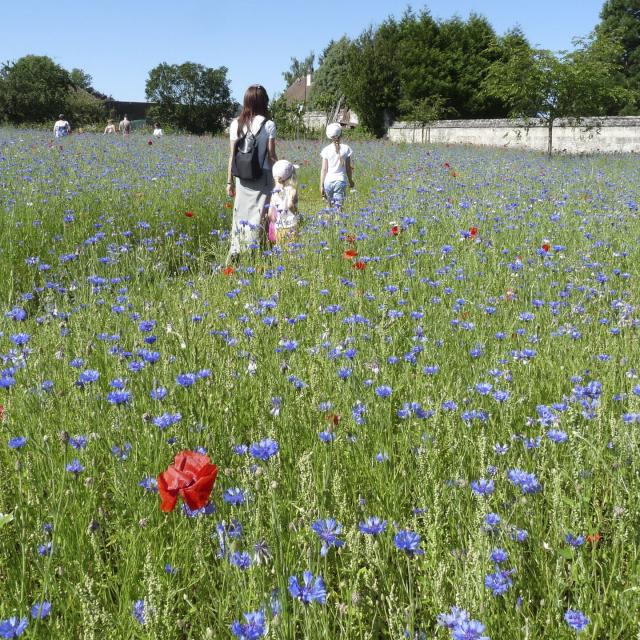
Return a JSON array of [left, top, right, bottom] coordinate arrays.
[[238, 85, 270, 131]]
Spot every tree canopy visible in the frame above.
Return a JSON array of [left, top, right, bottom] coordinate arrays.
[[145, 62, 236, 134]]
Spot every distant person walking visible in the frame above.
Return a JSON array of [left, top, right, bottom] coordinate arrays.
[[104, 120, 116, 134], [152, 122, 163, 138], [119, 114, 132, 136], [225, 84, 277, 264], [53, 114, 70, 138], [320, 123, 354, 212]]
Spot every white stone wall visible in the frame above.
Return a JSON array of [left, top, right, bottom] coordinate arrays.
[[388, 117, 640, 153]]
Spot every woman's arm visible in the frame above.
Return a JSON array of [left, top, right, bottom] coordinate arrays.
[[267, 138, 277, 167], [346, 157, 354, 188], [226, 137, 236, 198], [320, 158, 328, 197]]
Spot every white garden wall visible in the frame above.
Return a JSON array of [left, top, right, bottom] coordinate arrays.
[[388, 117, 640, 153]]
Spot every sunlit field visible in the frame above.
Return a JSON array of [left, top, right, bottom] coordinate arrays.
[[0, 128, 639, 639]]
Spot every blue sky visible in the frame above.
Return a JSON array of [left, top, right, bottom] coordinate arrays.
[[3, 0, 605, 103]]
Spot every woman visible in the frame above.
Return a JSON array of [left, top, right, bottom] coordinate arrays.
[[226, 85, 277, 264]]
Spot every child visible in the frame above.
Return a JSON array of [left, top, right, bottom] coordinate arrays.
[[320, 123, 354, 211], [153, 122, 163, 138], [268, 160, 299, 245]]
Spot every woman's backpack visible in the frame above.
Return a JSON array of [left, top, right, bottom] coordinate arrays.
[[231, 120, 266, 181]]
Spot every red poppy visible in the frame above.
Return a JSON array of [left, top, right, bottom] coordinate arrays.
[[542, 243, 550, 252], [184, 211, 194, 218], [390, 225, 399, 236], [148, 140, 153, 146], [223, 266, 234, 276], [469, 226, 478, 237], [353, 261, 366, 270], [586, 533, 601, 544], [224, 202, 233, 209], [158, 450, 218, 513], [343, 249, 358, 259], [443, 162, 451, 169]]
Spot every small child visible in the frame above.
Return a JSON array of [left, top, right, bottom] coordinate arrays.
[[268, 160, 299, 245], [153, 122, 163, 138], [320, 123, 354, 211]]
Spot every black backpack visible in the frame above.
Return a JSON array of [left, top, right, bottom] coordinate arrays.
[[231, 120, 266, 181]]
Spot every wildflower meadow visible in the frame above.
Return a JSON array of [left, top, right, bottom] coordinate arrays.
[[0, 129, 639, 639]]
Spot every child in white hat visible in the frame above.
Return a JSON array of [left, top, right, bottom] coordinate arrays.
[[268, 160, 299, 245], [320, 123, 354, 212]]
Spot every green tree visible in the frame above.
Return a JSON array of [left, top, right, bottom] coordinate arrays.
[[483, 35, 631, 155], [70, 68, 93, 91], [343, 22, 401, 135], [308, 37, 351, 118], [0, 55, 72, 123], [282, 53, 315, 87], [270, 93, 305, 139], [145, 62, 235, 134], [595, 0, 640, 113], [66, 88, 106, 125]]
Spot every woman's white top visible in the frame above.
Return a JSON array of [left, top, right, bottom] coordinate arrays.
[[230, 115, 276, 170]]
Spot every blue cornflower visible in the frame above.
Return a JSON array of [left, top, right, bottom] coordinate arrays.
[[511, 528, 529, 543], [66, 459, 84, 475], [138, 320, 156, 332], [138, 476, 158, 493], [152, 412, 181, 430], [5, 308, 27, 321], [288, 571, 327, 605], [37, 543, 52, 556], [106, 390, 131, 405], [9, 333, 30, 346], [375, 385, 392, 398], [0, 377, 16, 389], [507, 468, 542, 494], [423, 365, 439, 375], [249, 439, 279, 461], [393, 530, 424, 556], [547, 429, 568, 443], [375, 452, 389, 462], [8, 436, 27, 450], [564, 609, 589, 632], [490, 548, 508, 564], [76, 369, 99, 386], [359, 517, 387, 535], [475, 382, 492, 395], [164, 563, 177, 575], [231, 610, 266, 639], [176, 373, 197, 387], [484, 569, 514, 596], [132, 599, 146, 625], [484, 513, 501, 531], [565, 533, 585, 547], [233, 444, 248, 456], [150, 387, 167, 400], [69, 435, 88, 449], [30, 601, 51, 620], [437, 606, 469, 630], [493, 390, 510, 402], [229, 551, 252, 570], [69, 358, 85, 368], [452, 620, 490, 640], [0, 617, 28, 638], [311, 518, 345, 556], [441, 400, 458, 411], [223, 488, 246, 506], [470, 478, 494, 496]]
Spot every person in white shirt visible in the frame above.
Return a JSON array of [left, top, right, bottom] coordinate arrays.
[[320, 122, 354, 212], [53, 115, 70, 138], [104, 120, 116, 134], [152, 122, 163, 138], [225, 84, 277, 264]]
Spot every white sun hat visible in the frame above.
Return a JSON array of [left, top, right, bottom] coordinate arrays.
[[325, 123, 342, 139], [272, 159, 294, 181]]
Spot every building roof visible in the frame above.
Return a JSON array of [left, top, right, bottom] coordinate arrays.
[[284, 77, 310, 104]]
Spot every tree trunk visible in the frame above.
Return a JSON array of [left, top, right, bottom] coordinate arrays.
[[547, 119, 553, 157]]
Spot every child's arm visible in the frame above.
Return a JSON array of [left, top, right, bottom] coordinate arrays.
[[346, 156, 354, 188], [320, 158, 328, 198]]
